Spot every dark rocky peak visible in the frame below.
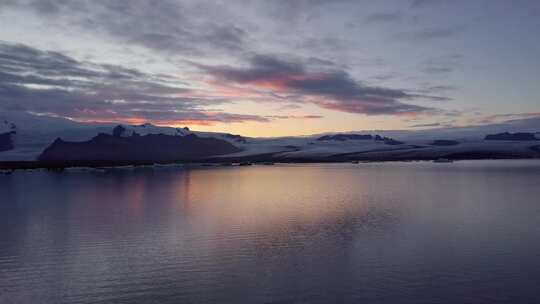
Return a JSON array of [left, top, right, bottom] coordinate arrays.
[[38, 132, 242, 161], [112, 125, 126, 137], [1, 120, 16, 133], [224, 133, 247, 143], [0, 130, 17, 152], [376, 135, 401, 144], [52, 137, 65, 144]]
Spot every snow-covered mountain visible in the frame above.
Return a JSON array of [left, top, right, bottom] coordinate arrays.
[[0, 111, 539, 162], [0, 111, 255, 161], [112, 123, 191, 137], [0, 112, 106, 160]]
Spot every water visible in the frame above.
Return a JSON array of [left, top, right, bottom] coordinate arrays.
[[1, 160, 540, 304]]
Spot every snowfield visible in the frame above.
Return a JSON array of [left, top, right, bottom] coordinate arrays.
[[0, 111, 539, 162]]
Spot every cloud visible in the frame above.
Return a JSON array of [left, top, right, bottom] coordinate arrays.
[[409, 119, 458, 128], [0, 41, 268, 125], [420, 54, 462, 74], [396, 26, 466, 44], [275, 104, 303, 111], [459, 113, 540, 133], [409, 0, 447, 9], [409, 0, 432, 9], [198, 54, 442, 116], [422, 66, 454, 74], [365, 12, 403, 25], [250, 0, 354, 25], [409, 122, 441, 128], [476, 112, 540, 125], [265, 115, 323, 120], [2, 0, 248, 56], [68, 110, 271, 126], [414, 27, 464, 40], [423, 85, 457, 93]]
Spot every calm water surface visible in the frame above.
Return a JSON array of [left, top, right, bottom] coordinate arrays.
[[1, 160, 540, 303]]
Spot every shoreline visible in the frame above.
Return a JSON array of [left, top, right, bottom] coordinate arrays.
[[1, 154, 539, 171]]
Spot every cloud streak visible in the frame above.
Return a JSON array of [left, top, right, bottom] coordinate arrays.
[[265, 114, 323, 120], [2, 0, 248, 56], [198, 54, 441, 116], [365, 12, 403, 25], [0, 41, 268, 125]]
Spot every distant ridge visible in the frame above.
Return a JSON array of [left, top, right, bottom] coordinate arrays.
[[1, 111, 540, 164], [317, 134, 374, 141], [485, 132, 538, 141], [38, 133, 242, 161], [317, 133, 403, 145]]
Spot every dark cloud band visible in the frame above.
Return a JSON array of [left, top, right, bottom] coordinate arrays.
[[0, 42, 268, 125], [198, 54, 440, 115]]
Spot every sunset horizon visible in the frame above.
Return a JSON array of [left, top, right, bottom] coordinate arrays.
[[2, 1, 540, 304], [2, 1, 539, 137]]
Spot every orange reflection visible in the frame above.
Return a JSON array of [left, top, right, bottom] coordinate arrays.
[[174, 165, 374, 233]]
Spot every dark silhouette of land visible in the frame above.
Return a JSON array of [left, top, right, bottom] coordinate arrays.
[[485, 132, 538, 141], [1, 129, 540, 170], [0, 131, 15, 152], [38, 133, 241, 161]]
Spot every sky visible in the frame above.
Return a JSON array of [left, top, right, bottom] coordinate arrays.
[[0, 0, 539, 137]]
